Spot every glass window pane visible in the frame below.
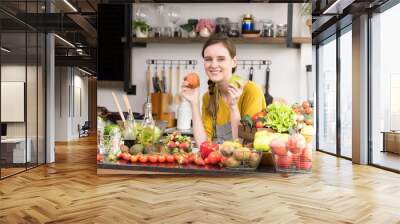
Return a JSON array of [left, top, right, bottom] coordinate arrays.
[[371, 3, 400, 171], [318, 37, 337, 154], [340, 29, 352, 158], [1, 31, 27, 177]]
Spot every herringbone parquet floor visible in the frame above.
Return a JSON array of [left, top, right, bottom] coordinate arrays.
[[1, 135, 400, 224]]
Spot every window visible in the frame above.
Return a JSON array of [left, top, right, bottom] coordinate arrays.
[[370, 3, 400, 171], [317, 37, 337, 154]]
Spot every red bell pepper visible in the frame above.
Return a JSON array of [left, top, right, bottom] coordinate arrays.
[[200, 141, 219, 159]]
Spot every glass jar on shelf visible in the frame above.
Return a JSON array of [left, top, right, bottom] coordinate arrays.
[[262, 22, 274, 37], [228, 22, 240, 37], [215, 17, 230, 35], [276, 24, 287, 37]]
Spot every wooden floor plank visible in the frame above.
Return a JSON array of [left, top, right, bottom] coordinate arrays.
[[0, 135, 400, 223]]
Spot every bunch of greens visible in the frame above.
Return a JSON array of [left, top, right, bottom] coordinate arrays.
[[133, 20, 152, 32], [104, 123, 120, 136], [240, 115, 254, 128], [265, 103, 295, 133]]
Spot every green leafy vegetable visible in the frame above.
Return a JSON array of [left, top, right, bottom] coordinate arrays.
[[265, 103, 295, 133]]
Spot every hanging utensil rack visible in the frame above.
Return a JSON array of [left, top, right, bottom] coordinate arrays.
[[237, 59, 272, 70], [146, 59, 198, 69]]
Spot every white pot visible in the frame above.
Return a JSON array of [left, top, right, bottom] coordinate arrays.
[[199, 28, 210, 38], [136, 27, 149, 38]]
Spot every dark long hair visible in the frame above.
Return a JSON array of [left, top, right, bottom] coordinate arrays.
[[202, 34, 237, 117]]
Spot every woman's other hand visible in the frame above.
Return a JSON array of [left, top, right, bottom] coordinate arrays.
[[181, 81, 199, 104], [224, 80, 244, 108]]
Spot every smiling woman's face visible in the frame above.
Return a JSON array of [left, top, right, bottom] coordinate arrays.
[[203, 43, 237, 84]]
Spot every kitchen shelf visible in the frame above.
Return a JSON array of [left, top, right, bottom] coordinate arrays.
[[132, 37, 311, 46]]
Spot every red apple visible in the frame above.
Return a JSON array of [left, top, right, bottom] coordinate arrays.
[[296, 156, 312, 170], [287, 135, 297, 150], [271, 138, 287, 156], [277, 154, 292, 169]]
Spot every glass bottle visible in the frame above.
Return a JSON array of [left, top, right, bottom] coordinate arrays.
[[110, 127, 121, 155], [140, 101, 156, 146], [97, 116, 105, 154], [177, 99, 192, 131], [123, 109, 136, 148]]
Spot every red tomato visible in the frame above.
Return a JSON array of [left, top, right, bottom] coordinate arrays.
[[305, 107, 313, 115], [149, 155, 158, 163], [139, 155, 148, 163], [167, 141, 176, 148], [130, 155, 139, 163], [302, 101, 310, 109], [207, 151, 221, 164], [195, 157, 205, 166], [97, 154, 104, 162], [116, 152, 124, 159], [158, 155, 166, 163], [122, 153, 131, 161], [166, 154, 175, 163], [305, 119, 313, 125], [255, 121, 264, 128], [179, 142, 189, 149], [204, 157, 210, 165]]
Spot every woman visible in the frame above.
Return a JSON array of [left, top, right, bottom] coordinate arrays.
[[181, 35, 266, 146]]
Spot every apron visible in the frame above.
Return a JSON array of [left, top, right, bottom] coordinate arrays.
[[212, 92, 233, 144]]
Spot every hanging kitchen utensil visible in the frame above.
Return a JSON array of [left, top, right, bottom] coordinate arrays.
[[153, 65, 160, 92], [161, 64, 167, 92], [174, 64, 181, 104], [264, 61, 273, 105], [168, 63, 173, 104], [248, 66, 254, 81], [146, 65, 152, 96]]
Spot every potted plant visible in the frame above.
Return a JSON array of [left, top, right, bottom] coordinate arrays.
[[133, 20, 152, 38], [196, 19, 215, 38], [300, 2, 312, 33], [180, 19, 198, 38]]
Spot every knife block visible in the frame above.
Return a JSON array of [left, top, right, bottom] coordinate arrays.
[[151, 92, 171, 118]]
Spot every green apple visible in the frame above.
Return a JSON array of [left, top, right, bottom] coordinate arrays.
[[228, 75, 244, 88]]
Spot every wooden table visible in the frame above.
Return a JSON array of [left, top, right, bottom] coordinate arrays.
[[381, 131, 400, 154]]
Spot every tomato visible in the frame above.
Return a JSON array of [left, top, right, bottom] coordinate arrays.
[[158, 155, 166, 163], [186, 153, 195, 164], [149, 155, 158, 163], [130, 155, 139, 163], [166, 154, 175, 163], [167, 141, 176, 148], [305, 107, 313, 115], [195, 157, 205, 166], [96, 154, 104, 162], [305, 119, 313, 125], [302, 101, 310, 109], [116, 152, 124, 160], [204, 157, 210, 165], [207, 151, 221, 164], [255, 121, 264, 128], [139, 155, 148, 163], [179, 142, 189, 150], [122, 153, 132, 161]]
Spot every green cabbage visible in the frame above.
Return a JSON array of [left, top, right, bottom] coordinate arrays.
[[265, 103, 295, 133]]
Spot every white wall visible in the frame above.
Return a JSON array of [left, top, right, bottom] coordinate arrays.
[[55, 67, 89, 141], [97, 3, 312, 113]]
